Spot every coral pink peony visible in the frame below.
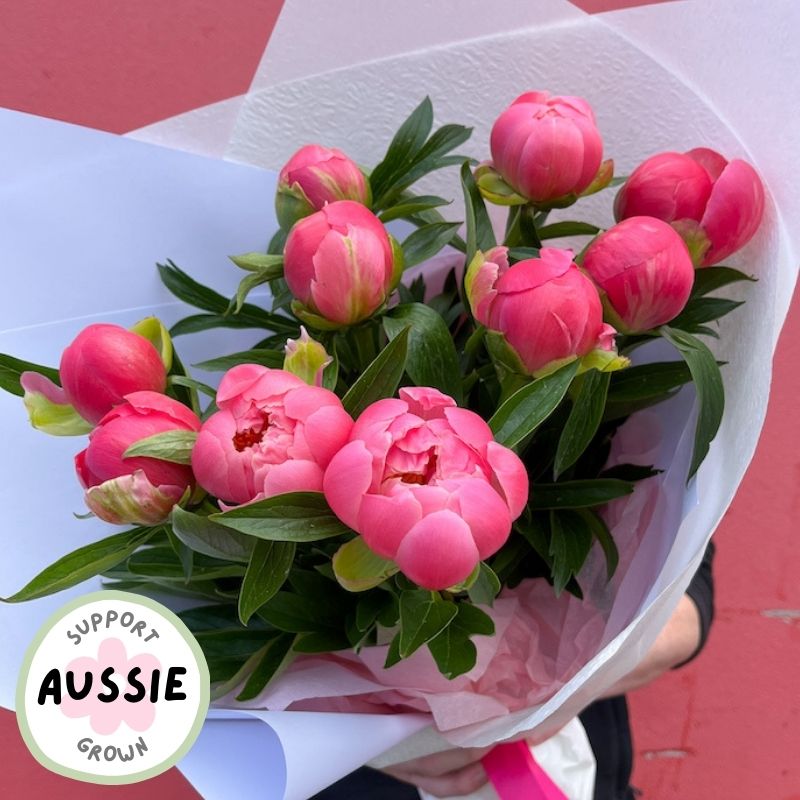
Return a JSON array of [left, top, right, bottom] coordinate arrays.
[[276, 144, 371, 230], [466, 246, 618, 376], [75, 392, 201, 525], [323, 387, 528, 590], [489, 91, 603, 204], [614, 148, 765, 266], [283, 200, 399, 327], [583, 216, 695, 333], [192, 365, 353, 506], [60, 323, 167, 424]]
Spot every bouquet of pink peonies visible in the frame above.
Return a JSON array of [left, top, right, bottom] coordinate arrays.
[[1, 93, 765, 795]]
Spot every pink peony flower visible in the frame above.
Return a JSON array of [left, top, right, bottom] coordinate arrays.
[[60, 638, 161, 735], [75, 391, 201, 525], [191, 365, 354, 506], [582, 216, 695, 333], [59, 323, 167, 425], [466, 246, 618, 376], [614, 148, 765, 266], [489, 91, 604, 204], [283, 200, 399, 327], [276, 144, 371, 230], [323, 387, 528, 590]]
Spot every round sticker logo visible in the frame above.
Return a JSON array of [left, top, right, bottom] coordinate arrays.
[[16, 590, 209, 785]]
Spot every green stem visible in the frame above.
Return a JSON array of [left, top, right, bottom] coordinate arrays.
[[503, 204, 541, 248], [351, 322, 378, 371], [463, 324, 486, 371]]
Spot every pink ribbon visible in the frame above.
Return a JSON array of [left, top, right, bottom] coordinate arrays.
[[481, 741, 568, 800]]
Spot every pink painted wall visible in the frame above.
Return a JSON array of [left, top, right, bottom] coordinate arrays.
[[629, 281, 800, 799]]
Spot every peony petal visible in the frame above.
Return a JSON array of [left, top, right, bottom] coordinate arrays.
[[192, 409, 257, 504], [310, 223, 390, 325], [262, 460, 324, 497], [299, 404, 354, 468], [284, 210, 333, 304], [122, 390, 201, 431], [87, 409, 195, 489], [323, 440, 374, 530], [398, 387, 455, 419], [351, 398, 407, 441], [22, 372, 92, 436], [217, 365, 301, 410], [443, 407, 494, 450], [395, 510, 479, 590], [486, 441, 529, 519], [614, 152, 712, 223], [75, 449, 102, 489], [451, 479, 512, 559], [20, 371, 68, 405], [495, 248, 574, 294], [84, 471, 183, 525], [283, 384, 343, 421], [403, 484, 451, 516], [686, 147, 728, 181], [700, 159, 766, 265], [358, 491, 422, 559], [60, 323, 166, 425]]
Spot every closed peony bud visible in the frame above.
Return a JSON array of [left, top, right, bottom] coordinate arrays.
[[60, 323, 168, 425], [283, 200, 401, 327], [75, 392, 201, 525], [191, 365, 354, 506], [465, 246, 621, 376], [283, 326, 332, 386], [582, 216, 695, 333], [323, 387, 528, 590], [488, 91, 604, 206], [276, 145, 371, 230], [614, 148, 765, 266]]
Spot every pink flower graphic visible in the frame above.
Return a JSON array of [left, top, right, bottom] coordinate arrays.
[[60, 638, 161, 735]]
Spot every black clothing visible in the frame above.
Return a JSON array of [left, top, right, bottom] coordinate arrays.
[[312, 543, 715, 800]]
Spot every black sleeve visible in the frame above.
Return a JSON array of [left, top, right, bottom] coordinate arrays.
[[673, 540, 715, 669]]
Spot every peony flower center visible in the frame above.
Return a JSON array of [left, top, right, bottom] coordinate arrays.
[[395, 449, 438, 485], [232, 414, 270, 452]]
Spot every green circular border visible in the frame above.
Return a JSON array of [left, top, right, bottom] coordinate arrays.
[[15, 589, 211, 786]]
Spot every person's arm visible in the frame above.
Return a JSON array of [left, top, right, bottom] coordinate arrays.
[[381, 746, 492, 797], [603, 540, 716, 696]]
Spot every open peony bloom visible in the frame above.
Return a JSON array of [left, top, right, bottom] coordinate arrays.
[[59, 323, 168, 424], [488, 91, 604, 204], [582, 216, 695, 333], [75, 392, 201, 525], [192, 365, 354, 506], [614, 148, 765, 266], [323, 387, 528, 590], [466, 246, 620, 376], [276, 144, 371, 230], [283, 200, 400, 327]]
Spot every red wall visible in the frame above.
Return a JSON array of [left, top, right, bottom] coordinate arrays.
[[629, 281, 800, 799]]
